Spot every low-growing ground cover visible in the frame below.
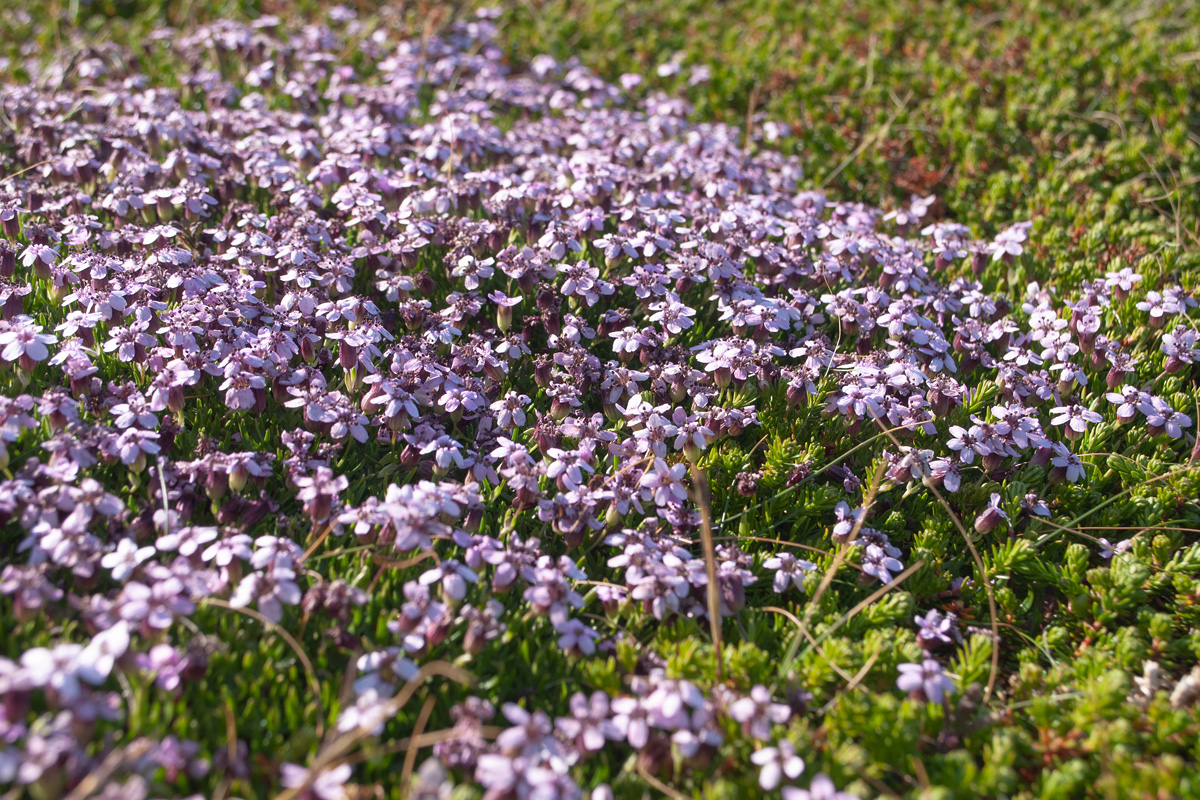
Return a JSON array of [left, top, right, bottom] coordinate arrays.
[[0, 2, 1199, 799]]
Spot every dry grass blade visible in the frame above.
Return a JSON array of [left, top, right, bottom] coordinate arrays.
[[272, 661, 474, 800], [867, 415, 1003, 703], [301, 521, 336, 563], [846, 647, 882, 692], [926, 485, 1001, 702], [716, 423, 911, 530], [64, 739, 155, 800], [819, 90, 912, 189], [1033, 460, 1200, 550], [210, 698, 240, 800], [204, 597, 326, 740], [718, 534, 852, 565], [764, 605, 856, 687], [690, 463, 724, 681], [637, 762, 692, 800], [400, 695, 437, 789], [344, 726, 503, 765], [789, 459, 886, 663], [796, 559, 925, 662]]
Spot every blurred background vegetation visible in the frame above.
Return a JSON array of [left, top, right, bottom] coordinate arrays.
[[4, 0, 1198, 291]]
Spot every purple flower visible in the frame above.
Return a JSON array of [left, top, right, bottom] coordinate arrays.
[[915, 609, 961, 650], [555, 619, 600, 657], [1098, 537, 1134, 560], [782, 774, 858, 800], [230, 568, 301, 623], [973, 493, 1009, 534], [280, 763, 352, 800], [418, 559, 479, 602], [639, 457, 689, 507], [751, 740, 805, 790], [728, 685, 791, 740], [137, 643, 190, 692], [610, 695, 651, 749], [946, 424, 989, 464], [118, 578, 195, 629], [1049, 403, 1102, 440], [0, 316, 56, 368], [856, 532, 905, 584], [100, 538, 156, 582], [495, 703, 560, 758], [1140, 396, 1192, 439], [1049, 443, 1085, 483], [1105, 385, 1147, 424], [1160, 326, 1198, 373], [293, 467, 349, 521], [555, 691, 620, 752], [763, 553, 817, 593], [897, 659, 955, 703]]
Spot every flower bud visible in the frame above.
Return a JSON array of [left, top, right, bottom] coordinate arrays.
[[1078, 332, 1095, 356], [205, 470, 228, 501], [517, 270, 537, 294], [228, 464, 249, 493], [974, 506, 1004, 534], [396, 445, 419, 470], [272, 377, 292, 405], [785, 384, 806, 407], [241, 498, 271, 527], [971, 251, 988, 276], [1030, 446, 1053, 469], [0, 246, 14, 279], [463, 621, 487, 655], [928, 390, 951, 418], [218, 495, 245, 524], [533, 356, 552, 388], [338, 340, 358, 370], [360, 384, 383, 414], [305, 494, 332, 522], [1, 209, 19, 239], [425, 615, 451, 649], [300, 336, 316, 363], [535, 286, 558, 314]]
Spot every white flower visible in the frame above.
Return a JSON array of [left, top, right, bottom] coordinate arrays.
[[100, 538, 155, 582], [0, 316, 57, 364], [751, 740, 805, 790]]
